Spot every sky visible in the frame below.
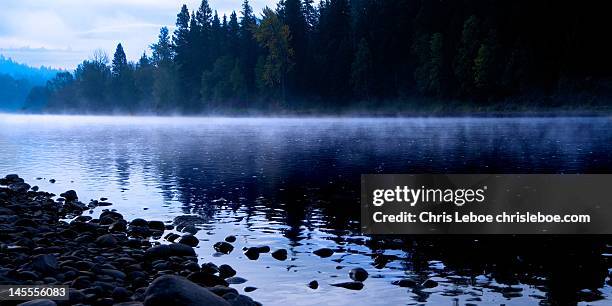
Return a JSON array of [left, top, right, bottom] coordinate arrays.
[[0, 0, 275, 70]]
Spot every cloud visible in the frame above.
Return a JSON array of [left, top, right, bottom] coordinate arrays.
[[0, 0, 275, 69]]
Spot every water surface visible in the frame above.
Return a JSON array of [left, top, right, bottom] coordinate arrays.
[[1, 114, 611, 305]]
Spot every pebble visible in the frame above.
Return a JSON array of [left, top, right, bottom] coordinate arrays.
[[308, 280, 319, 289], [349, 267, 368, 282], [271, 249, 288, 261], [313, 248, 334, 258], [331, 281, 364, 290], [214, 241, 234, 254]]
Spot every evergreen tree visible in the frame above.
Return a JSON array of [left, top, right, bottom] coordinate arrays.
[[473, 31, 499, 95], [350, 38, 373, 99], [150, 27, 178, 112], [111, 43, 128, 78], [277, 0, 308, 95], [453, 16, 481, 96], [254, 7, 295, 102], [172, 5, 197, 104], [240, 0, 259, 97]]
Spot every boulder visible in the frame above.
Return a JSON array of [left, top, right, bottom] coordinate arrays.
[[144, 275, 230, 306]]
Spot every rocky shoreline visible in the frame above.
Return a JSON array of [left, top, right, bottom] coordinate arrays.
[[0, 174, 262, 306]]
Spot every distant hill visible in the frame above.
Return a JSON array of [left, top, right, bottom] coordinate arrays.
[[0, 55, 61, 111]]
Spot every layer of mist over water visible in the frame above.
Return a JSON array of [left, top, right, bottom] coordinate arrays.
[[1, 114, 611, 305]]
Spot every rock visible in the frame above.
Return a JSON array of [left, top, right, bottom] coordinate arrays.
[[223, 294, 259, 306], [31, 254, 58, 275], [208, 286, 238, 297], [95, 234, 118, 248], [308, 280, 318, 289], [49, 179, 56, 183], [330, 281, 364, 290], [148, 220, 165, 231], [100, 210, 124, 221], [14, 218, 38, 227], [214, 241, 234, 254], [17, 299, 57, 306], [109, 220, 127, 232], [218, 264, 236, 279], [145, 244, 196, 260], [271, 249, 288, 261], [187, 272, 229, 287], [255, 246, 270, 253], [164, 233, 180, 242], [225, 277, 248, 285], [173, 215, 208, 229], [9, 182, 31, 193], [178, 235, 199, 247], [422, 279, 438, 288], [201, 262, 220, 274], [100, 268, 126, 279], [182, 225, 198, 235], [224, 235, 236, 243], [244, 287, 257, 292], [349, 267, 368, 282], [144, 275, 230, 306], [243, 247, 259, 260], [5, 174, 20, 181], [112, 287, 131, 302], [60, 190, 78, 201], [373, 254, 390, 269], [313, 248, 334, 258], [392, 279, 418, 288], [130, 218, 149, 227]]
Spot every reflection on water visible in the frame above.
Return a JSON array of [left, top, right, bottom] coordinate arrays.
[[1, 115, 611, 305]]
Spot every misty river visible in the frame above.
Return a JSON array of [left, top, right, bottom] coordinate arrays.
[[1, 114, 611, 305]]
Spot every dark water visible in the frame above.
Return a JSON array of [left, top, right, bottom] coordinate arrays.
[[1, 115, 611, 305]]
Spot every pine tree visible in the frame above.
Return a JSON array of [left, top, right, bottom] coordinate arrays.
[[240, 0, 259, 96], [254, 7, 295, 102], [453, 16, 481, 96], [151, 27, 173, 65], [351, 38, 372, 99], [111, 43, 128, 78], [172, 5, 195, 103]]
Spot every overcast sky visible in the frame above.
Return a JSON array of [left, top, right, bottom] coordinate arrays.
[[0, 0, 274, 69]]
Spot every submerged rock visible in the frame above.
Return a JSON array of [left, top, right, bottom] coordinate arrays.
[[271, 249, 288, 261], [226, 276, 248, 285], [331, 281, 364, 290], [422, 279, 438, 288], [243, 247, 260, 260], [214, 241, 234, 254], [145, 244, 196, 259], [392, 279, 418, 288], [349, 267, 368, 282], [308, 280, 319, 289], [313, 248, 334, 258]]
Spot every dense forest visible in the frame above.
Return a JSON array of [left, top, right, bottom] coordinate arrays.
[[0, 56, 59, 111], [24, 0, 612, 114]]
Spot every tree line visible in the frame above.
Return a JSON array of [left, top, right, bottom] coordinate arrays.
[[27, 0, 612, 114]]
